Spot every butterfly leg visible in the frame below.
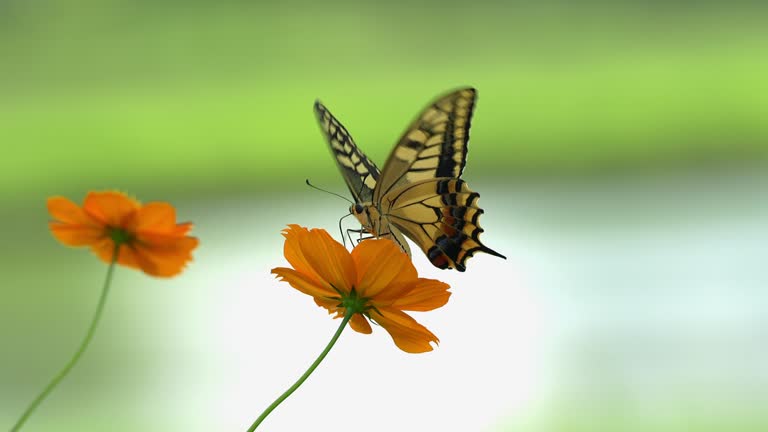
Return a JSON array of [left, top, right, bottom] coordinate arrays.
[[355, 235, 377, 244], [355, 232, 392, 244], [346, 228, 394, 246], [346, 228, 367, 247]]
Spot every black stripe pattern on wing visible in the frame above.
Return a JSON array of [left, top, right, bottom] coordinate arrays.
[[428, 179, 505, 271], [433, 89, 474, 178], [314, 101, 380, 203], [375, 88, 476, 202], [387, 178, 505, 271]]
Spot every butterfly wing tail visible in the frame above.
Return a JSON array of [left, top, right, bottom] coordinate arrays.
[[385, 178, 505, 271]]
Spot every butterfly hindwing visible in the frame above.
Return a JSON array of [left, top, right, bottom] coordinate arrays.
[[374, 88, 476, 202], [314, 101, 380, 203], [378, 225, 412, 257], [384, 178, 505, 272]]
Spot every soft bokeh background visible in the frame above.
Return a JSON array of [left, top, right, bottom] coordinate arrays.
[[2, 1, 767, 431]]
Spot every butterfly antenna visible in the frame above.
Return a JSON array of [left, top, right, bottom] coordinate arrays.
[[305, 179, 354, 204], [338, 212, 354, 247]]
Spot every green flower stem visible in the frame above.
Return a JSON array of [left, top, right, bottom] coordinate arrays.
[[11, 245, 120, 432], [247, 312, 353, 431]]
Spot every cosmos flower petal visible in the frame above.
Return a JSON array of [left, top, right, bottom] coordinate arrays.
[[47, 197, 105, 246], [172, 222, 194, 236], [312, 297, 343, 317], [348, 314, 373, 334], [281, 225, 324, 283], [49, 222, 105, 246], [131, 237, 199, 277], [134, 229, 194, 249], [47, 196, 98, 225], [87, 239, 141, 270], [82, 191, 141, 227], [370, 307, 439, 354], [272, 267, 338, 299], [130, 202, 178, 231], [388, 279, 451, 312], [282, 225, 356, 293], [351, 239, 416, 298], [301, 228, 356, 293]]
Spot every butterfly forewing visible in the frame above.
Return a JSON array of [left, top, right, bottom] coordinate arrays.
[[374, 88, 476, 202], [314, 101, 380, 203]]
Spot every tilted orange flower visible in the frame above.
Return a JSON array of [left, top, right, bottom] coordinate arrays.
[[47, 191, 199, 277], [271, 225, 451, 353]]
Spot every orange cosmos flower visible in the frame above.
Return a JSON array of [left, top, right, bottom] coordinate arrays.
[[271, 225, 451, 353], [47, 191, 198, 277]]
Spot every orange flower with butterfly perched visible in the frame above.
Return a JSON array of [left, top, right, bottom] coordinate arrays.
[[47, 191, 198, 276], [272, 224, 450, 353], [247, 225, 450, 430]]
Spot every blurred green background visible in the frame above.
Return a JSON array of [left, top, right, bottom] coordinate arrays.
[[1, 1, 767, 431]]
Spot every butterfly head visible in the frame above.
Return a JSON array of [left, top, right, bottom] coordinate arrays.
[[350, 203, 368, 228], [351, 203, 364, 216], [350, 202, 379, 234]]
